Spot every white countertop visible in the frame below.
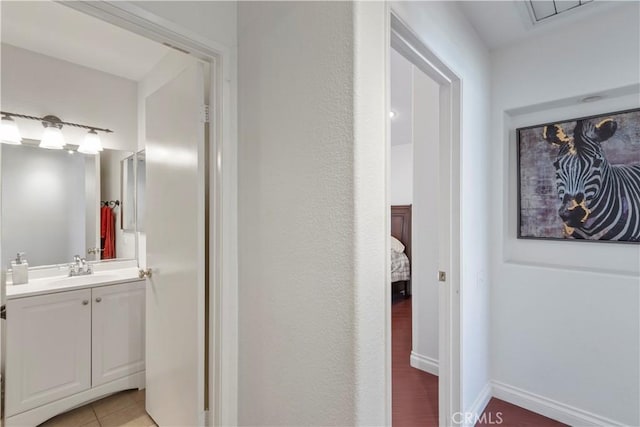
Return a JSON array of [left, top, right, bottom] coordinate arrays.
[[7, 260, 144, 299]]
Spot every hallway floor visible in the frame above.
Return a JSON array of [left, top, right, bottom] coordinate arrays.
[[392, 296, 568, 427], [392, 296, 439, 426], [39, 389, 156, 427]]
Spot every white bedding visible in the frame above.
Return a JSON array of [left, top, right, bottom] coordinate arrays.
[[391, 250, 410, 282]]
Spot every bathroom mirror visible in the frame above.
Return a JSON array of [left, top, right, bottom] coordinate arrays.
[[136, 151, 146, 232], [121, 154, 136, 232], [121, 150, 145, 232], [1, 141, 138, 269]]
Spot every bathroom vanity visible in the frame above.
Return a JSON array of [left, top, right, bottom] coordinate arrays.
[[4, 262, 145, 426], [0, 132, 147, 426]]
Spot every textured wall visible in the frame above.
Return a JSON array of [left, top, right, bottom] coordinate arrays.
[[238, 2, 386, 425]]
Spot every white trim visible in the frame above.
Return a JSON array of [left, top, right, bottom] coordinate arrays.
[[410, 351, 439, 376], [384, 4, 393, 426], [462, 382, 492, 427], [58, 3, 238, 426], [5, 372, 144, 427], [491, 381, 626, 427], [390, 11, 463, 427]]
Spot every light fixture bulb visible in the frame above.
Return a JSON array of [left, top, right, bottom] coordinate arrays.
[[389, 111, 396, 119], [1, 115, 22, 145], [78, 129, 103, 155], [40, 126, 65, 149]]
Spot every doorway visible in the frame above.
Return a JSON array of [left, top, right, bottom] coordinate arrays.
[[388, 12, 463, 426], [0, 2, 234, 426]]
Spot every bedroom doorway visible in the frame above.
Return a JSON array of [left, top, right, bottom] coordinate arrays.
[[388, 13, 462, 426]]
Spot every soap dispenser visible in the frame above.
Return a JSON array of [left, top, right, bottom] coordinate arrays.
[[10, 252, 28, 285]]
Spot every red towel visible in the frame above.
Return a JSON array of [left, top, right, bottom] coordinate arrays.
[[100, 206, 116, 259]]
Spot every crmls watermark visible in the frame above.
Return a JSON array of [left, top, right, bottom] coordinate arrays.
[[452, 411, 503, 425]]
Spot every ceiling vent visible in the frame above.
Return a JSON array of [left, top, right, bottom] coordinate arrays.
[[527, 0, 594, 23]]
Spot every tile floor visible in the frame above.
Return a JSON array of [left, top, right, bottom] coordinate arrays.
[[38, 389, 156, 427]]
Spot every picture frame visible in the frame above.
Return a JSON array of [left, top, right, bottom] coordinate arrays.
[[517, 107, 640, 243]]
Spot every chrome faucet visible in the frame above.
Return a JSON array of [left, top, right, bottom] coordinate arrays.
[[69, 255, 93, 277]]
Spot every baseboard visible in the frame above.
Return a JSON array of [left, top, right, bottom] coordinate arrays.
[[491, 380, 626, 427], [462, 382, 492, 427], [410, 351, 438, 376]]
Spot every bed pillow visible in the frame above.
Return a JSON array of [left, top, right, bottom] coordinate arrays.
[[391, 236, 405, 253]]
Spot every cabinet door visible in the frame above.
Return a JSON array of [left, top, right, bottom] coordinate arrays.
[[5, 289, 92, 416], [92, 281, 145, 387]]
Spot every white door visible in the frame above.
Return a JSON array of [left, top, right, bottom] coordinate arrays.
[[144, 62, 206, 426], [5, 289, 91, 416], [92, 281, 146, 387]]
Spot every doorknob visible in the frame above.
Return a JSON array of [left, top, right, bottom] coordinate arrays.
[[139, 268, 153, 279]]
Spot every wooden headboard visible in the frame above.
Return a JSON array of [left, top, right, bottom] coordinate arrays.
[[391, 205, 412, 263]]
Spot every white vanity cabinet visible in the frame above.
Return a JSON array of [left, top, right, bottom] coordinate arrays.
[[5, 289, 92, 415], [92, 281, 145, 386], [5, 279, 145, 426]]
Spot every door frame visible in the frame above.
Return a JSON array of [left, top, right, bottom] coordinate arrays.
[[389, 12, 463, 426], [59, 2, 238, 426]]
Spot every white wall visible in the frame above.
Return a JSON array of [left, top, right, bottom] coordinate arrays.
[[390, 46, 413, 206], [1, 144, 86, 268], [390, 144, 413, 205], [490, 3, 640, 425], [391, 0, 493, 419], [131, 1, 237, 51], [0, 43, 137, 152], [410, 66, 440, 374], [238, 2, 387, 425]]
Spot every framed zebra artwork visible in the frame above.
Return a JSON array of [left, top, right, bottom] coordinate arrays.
[[517, 108, 640, 243]]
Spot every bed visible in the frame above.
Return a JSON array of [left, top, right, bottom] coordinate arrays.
[[391, 205, 412, 296]]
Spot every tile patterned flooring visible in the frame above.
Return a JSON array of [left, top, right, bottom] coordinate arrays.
[[39, 389, 156, 427]]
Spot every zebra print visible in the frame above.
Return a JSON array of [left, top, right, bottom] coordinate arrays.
[[543, 118, 640, 241]]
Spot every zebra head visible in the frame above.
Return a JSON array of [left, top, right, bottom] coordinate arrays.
[[542, 118, 617, 235]]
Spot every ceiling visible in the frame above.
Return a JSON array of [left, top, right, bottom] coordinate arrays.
[[1, 1, 170, 81], [459, 0, 622, 50]]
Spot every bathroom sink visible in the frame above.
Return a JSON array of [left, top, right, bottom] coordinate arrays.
[[48, 273, 123, 288], [6, 265, 142, 299]]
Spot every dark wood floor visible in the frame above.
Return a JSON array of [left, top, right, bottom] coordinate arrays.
[[391, 296, 568, 427], [392, 296, 439, 426]]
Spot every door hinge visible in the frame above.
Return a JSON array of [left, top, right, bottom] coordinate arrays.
[[200, 104, 210, 123], [1, 304, 6, 319]]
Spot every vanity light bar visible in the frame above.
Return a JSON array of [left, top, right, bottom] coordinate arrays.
[[0, 111, 113, 134]]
